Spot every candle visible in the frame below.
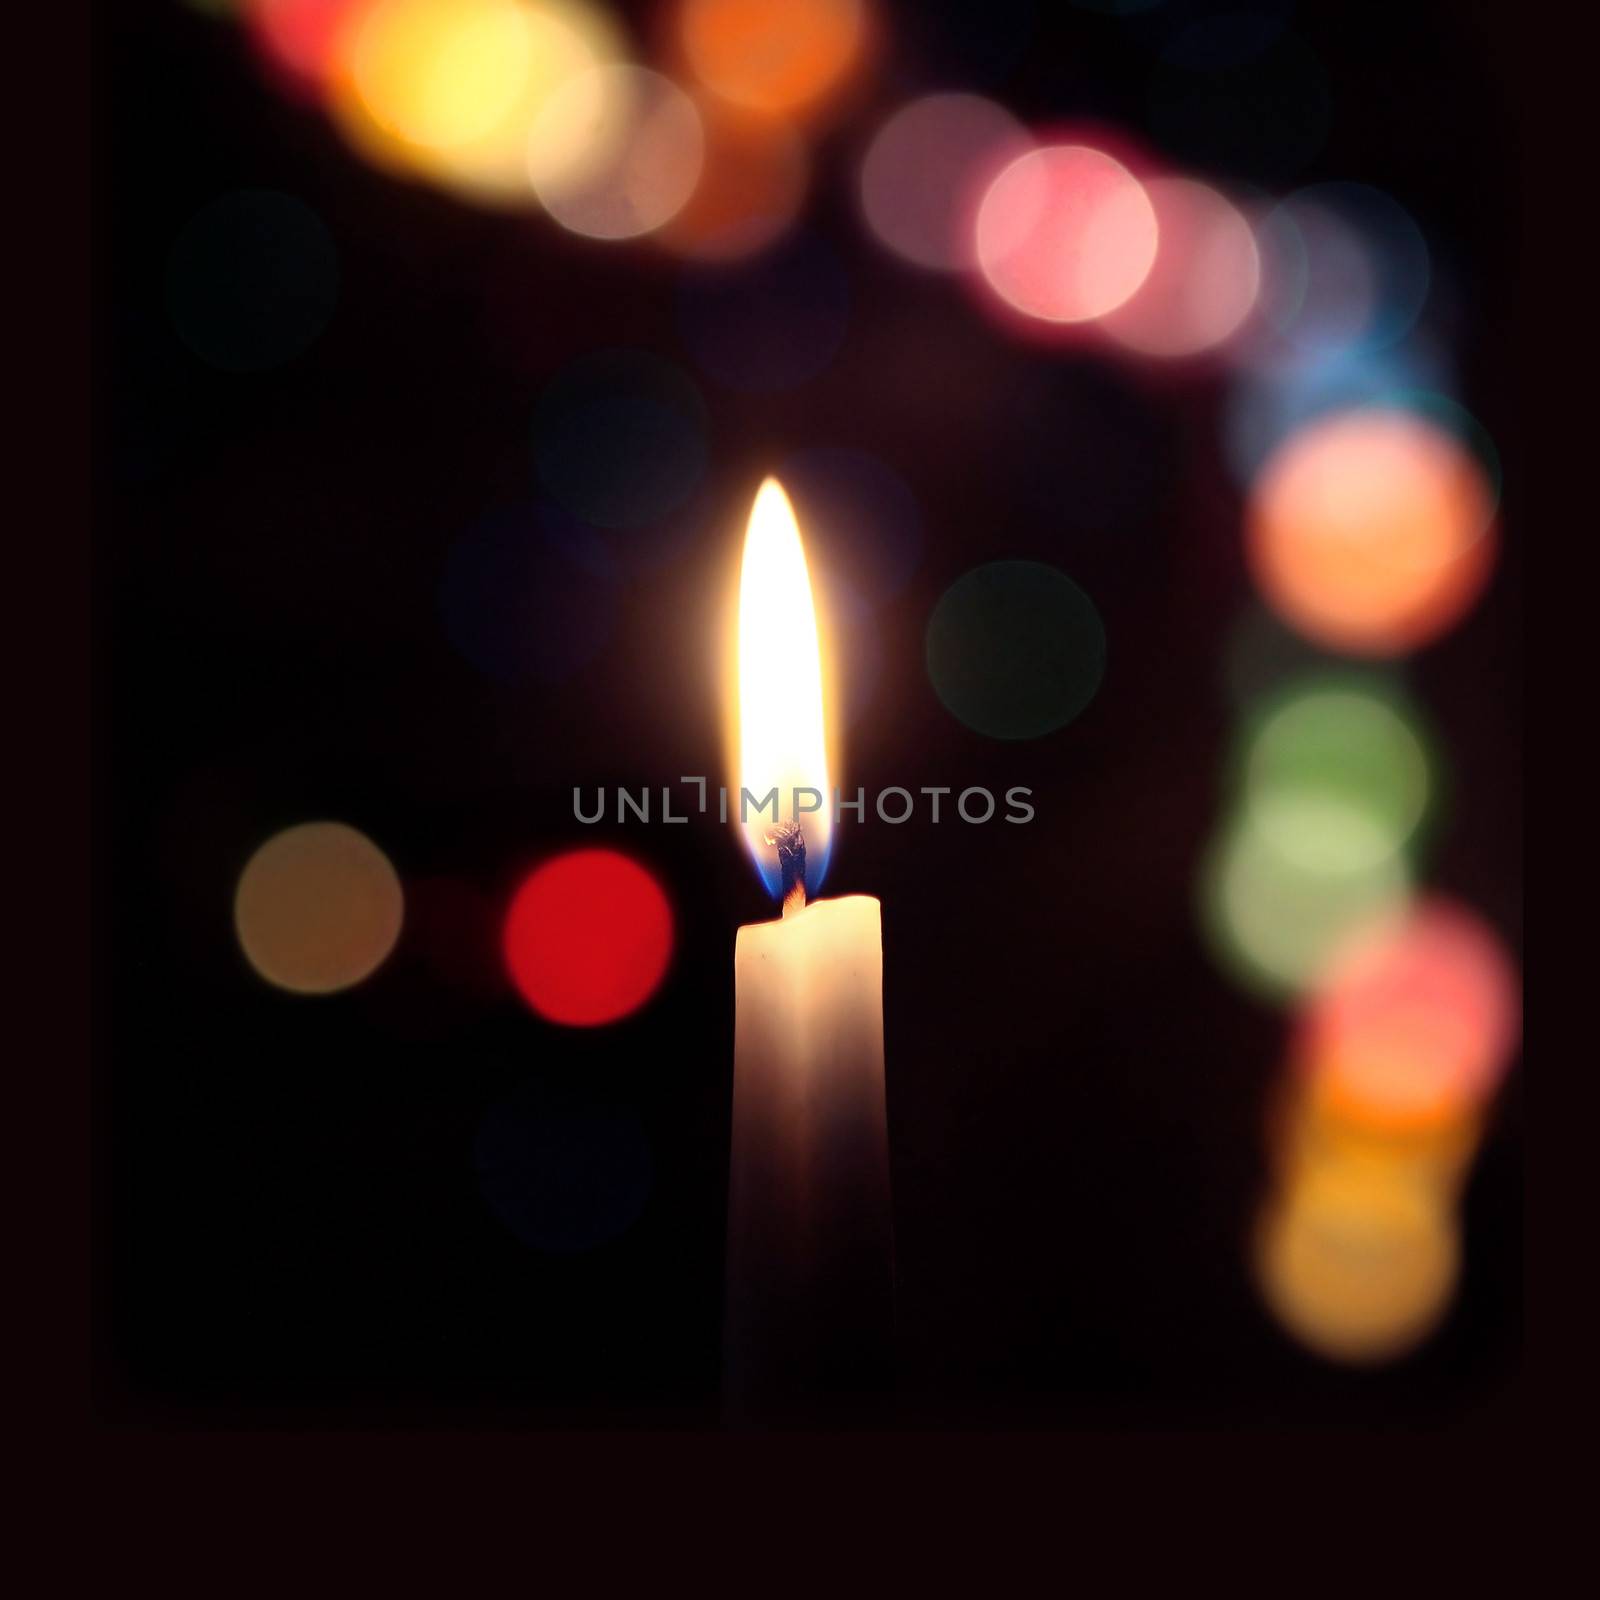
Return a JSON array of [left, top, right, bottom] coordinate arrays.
[[723, 479, 894, 1416]]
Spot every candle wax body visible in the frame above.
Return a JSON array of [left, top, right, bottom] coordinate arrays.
[[725, 895, 893, 1412]]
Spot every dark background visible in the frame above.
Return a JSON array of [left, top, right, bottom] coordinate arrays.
[[97, 0, 1522, 1426]]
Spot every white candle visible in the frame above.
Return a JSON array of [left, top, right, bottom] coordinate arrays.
[[723, 480, 894, 1413]]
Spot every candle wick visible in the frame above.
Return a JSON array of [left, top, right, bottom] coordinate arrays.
[[765, 819, 808, 919]]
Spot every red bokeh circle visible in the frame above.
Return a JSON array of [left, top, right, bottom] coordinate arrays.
[[504, 849, 674, 1026]]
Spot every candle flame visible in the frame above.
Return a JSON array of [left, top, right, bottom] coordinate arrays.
[[736, 478, 833, 900]]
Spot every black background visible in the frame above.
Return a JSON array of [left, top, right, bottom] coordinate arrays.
[[97, 0, 1522, 1426]]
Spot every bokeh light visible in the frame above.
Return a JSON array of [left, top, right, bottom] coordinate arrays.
[[679, 0, 867, 120], [926, 561, 1106, 739], [503, 849, 674, 1025], [244, 0, 365, 98], [476, 1093, 653, 1251], [1246, 408, 1499, 655], [1252, 898, 1514, 1366], [859, 92, 1026, 272], [1199, 811, 1412, 1002], [1223, 341, 1458, 485], [235, 821, 404, 994], [345, 0, 537, 153], [1255, 1159, 1459, 1364], [167, 190, 339, 372], [1238, 675, 1433, 874], [658, 100, 810, 261], [1099, 176, 1260, 358], [1297, 898, 1521, 1132], [1271, 1077, 1483, 1206], [325, 0, 625, 205], [440, 2, 627, 207], [676, 232, 850, 391], [975, 144, 1158, 325], [529, 63, 705, 239], [1256, 183, 1431, 355], [533, 349, 708, 526]]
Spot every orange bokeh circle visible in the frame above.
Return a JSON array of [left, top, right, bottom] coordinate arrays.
[[679, 0, 866, 119], [1246, 408, 1498, 656]]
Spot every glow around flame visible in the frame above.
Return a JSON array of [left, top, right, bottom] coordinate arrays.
[[737, 478, 833, 899]]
